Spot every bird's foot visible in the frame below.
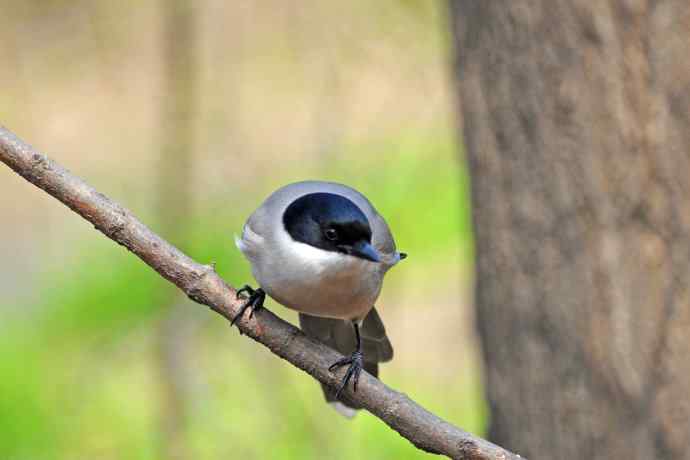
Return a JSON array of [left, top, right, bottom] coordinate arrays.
[[231, 285, 266, 329], [329, 350, 364, 398]]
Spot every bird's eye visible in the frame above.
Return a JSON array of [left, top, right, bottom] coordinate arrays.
[[324, 228, 338, 241]]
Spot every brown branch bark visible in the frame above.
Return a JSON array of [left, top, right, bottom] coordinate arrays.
[[0, 125, 522, 460]]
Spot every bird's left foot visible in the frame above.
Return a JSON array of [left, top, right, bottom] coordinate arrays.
[[329, 350, 364, 398], [231, 285, 266, 328]]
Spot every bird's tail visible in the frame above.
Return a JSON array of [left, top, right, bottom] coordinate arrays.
[[299, 308, 393, 417]]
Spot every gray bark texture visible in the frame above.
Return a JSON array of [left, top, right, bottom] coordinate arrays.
[[450, 1, 690, 459]]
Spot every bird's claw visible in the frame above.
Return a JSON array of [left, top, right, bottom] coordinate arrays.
[[231, 285, 265, 330], [236, 284, 254, 300], [329, 350, 364, 398]]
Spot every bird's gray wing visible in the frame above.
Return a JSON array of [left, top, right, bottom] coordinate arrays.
[[360, 307, 394, 362], [299, 308, 393, 414]]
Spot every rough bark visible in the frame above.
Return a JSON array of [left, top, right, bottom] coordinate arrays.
[[450, 1, 690, 459], [0, 126, 522, 460]]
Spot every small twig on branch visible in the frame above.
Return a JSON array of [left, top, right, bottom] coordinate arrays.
[[0, 126, 523, 460]]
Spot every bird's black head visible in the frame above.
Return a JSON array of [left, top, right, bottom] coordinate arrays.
[[282, 192, 380, 262]]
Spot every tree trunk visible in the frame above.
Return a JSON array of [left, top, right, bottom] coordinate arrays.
[[449, 1, 690, 459], [156, 1, 198, 460]]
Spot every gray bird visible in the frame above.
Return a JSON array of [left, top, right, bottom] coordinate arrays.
[[234, 180, 406, 416]]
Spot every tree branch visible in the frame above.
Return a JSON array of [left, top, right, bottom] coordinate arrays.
[[0, 125, 523, 460]]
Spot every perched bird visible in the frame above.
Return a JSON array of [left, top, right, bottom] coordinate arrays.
[[234, 180, 405, 416]]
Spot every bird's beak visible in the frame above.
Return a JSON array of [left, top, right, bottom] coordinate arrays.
[[350, 241, 381, 263]]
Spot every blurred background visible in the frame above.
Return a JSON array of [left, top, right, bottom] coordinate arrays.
[[0, 2, 480, 459]]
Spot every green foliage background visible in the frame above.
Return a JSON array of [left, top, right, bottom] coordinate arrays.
[[0, 2, 484, 459]]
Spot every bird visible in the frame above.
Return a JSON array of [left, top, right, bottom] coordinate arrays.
[[234, 180, 406, 416]]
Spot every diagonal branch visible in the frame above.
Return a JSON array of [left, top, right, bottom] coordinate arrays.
[[0, 125, 523, 460]]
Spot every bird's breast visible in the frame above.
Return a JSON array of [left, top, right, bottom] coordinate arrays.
[[253, 240, 384, 321]]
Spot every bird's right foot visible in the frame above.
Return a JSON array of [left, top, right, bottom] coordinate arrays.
[[231, 285, 266, 329], [329, 350, 364, 398]]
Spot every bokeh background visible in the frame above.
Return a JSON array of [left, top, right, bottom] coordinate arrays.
[[0, 2, 481, 459]]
